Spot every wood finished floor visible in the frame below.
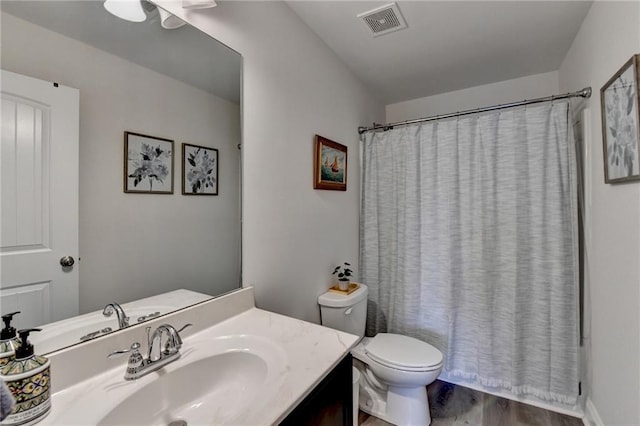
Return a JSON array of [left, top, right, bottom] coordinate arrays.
[[358, 381, 583, 426]]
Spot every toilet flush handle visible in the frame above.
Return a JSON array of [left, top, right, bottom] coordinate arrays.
[[344, 308, 353, 315]]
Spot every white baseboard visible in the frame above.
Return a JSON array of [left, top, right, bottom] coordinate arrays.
[[583, 398, 604, 426]]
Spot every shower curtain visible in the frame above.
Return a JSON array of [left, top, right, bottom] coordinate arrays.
[[360, 102, 580, 408]]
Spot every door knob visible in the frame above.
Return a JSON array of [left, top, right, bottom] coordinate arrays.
[[60, 256, 75, 267]]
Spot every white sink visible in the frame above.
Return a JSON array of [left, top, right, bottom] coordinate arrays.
[[46, 333, 288, 425], [99, 351, 267, 425]]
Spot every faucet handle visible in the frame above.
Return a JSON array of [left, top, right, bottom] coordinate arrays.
[[173, 323, 193, 348], [108, 342, 144, 380], [177, 323, 193, 334], [107, 349, 129, 359], [107, 342, 142, 359]]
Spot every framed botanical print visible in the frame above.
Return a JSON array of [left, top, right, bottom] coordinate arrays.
[[601, 54, 640, 183], [182, 143, 218, 195], [124, 132, 174, 193]]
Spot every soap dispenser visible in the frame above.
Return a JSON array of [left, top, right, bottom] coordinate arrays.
[[0, 328, 51, 426], [0, 312, 21, 368]]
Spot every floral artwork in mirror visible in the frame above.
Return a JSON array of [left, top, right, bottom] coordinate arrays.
[[124, 132, 174, 193], [182, 143, 218, 195], [313, 135, 347, 191], [601, 54, 640, 184]]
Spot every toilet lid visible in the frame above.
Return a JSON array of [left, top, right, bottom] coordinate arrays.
[[365, 333, 443, 370]]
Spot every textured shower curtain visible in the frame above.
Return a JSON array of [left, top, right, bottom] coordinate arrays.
[[360, 102, 580, 408]]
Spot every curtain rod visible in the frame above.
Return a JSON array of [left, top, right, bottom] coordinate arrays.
[[358, 87, 592, 135]]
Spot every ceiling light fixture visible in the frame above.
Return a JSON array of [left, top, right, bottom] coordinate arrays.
[[103, 0, 147, 23], [182, 0, 217, 10], [157, 6, 186, 29]]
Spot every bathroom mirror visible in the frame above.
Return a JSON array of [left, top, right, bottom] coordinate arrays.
[[0, 1, 242, 354]]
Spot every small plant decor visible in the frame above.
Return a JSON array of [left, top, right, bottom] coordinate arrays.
[[332, 262, 353, 290]]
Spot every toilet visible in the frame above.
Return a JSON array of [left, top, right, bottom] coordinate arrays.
[[319, 284, 443, 426]]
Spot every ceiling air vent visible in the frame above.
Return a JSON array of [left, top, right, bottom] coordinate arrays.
[[358, 3, 407, 37]]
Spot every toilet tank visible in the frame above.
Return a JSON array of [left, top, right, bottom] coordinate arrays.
[[318, 284, 368, 339]]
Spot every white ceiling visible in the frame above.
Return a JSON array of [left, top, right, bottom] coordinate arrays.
[[287, 1, 592, 104]]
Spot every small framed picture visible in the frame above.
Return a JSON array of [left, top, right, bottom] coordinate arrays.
[[182, 143, 218, 195], [314, 135, 347, 191], [124, 131, 174, 194], [601, 54, 640, 184]]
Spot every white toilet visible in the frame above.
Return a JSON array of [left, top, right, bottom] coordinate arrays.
[[319, 284, 443, 426]]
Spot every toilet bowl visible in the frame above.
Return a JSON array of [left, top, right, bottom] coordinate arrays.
[[318, 284, 444, 426], [352, 334, 443, 425]]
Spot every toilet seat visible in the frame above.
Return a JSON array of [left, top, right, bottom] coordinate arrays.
[[365, 333, 443, 372]]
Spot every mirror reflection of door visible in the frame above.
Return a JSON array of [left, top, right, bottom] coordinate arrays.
[[0, 69, 79, 329]]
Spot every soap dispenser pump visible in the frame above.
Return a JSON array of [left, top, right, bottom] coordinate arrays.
[[0, 328, 51, 425], [0, 311, 21, 368]]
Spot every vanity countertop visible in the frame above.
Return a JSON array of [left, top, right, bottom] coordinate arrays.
[[39, 306, 358, 425]]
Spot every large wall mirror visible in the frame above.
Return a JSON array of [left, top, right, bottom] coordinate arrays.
[[0, 1, 242, 354]]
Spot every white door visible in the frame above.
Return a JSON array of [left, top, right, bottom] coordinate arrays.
[[1, 70, 79, 329]]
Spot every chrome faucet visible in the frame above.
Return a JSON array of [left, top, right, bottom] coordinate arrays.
[[103, 303, 130, 329], [148, 324, 185, 362], [108, 323, 192, 380]]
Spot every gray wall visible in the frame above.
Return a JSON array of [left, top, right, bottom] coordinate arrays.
[[559, 2, 640, 424], [156, 1, 385, 323], [385, 71, 559, 122]]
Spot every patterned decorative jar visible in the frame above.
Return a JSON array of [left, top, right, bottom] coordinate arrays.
[[0, 329, 50, 426]]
